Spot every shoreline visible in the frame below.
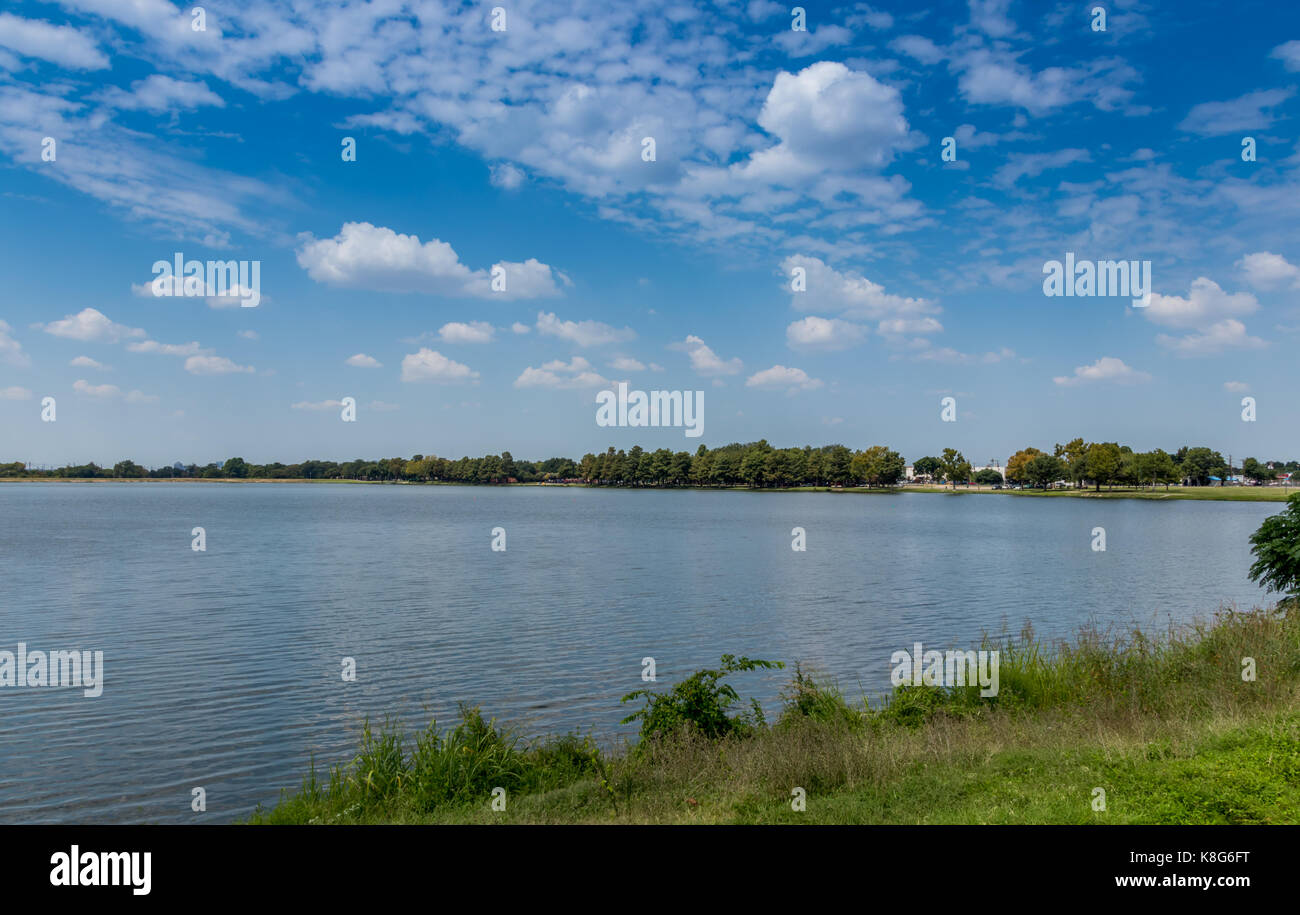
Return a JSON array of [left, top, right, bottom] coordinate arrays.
[[1, 477, 1293, 501]]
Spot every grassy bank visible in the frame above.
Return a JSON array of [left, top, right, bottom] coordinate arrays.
[[251, 605, 1300, 824]]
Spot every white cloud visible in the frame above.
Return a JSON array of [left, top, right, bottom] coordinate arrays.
[[98, 74, 225, 112], [39, 308, 144, 343], [877, 316, 944, 336], [1178, 89, 1293, 136], [746, 364, 823, 390], [1053, 357, 1151, 386], [185, 355, 254, 375], [1144, 278, 1258, 330], [785, 316, 868, 351], [994, 149, 1090, 187], [238, 330, 259, 340], [292, 400, 345, 411], [511, 322, 531, 334], [70, 355, 108, 370], [128, 340, 204, 356], [72, 379, 120, 397], [296, 222, 564, 300], [915, 346, 1016, 365], [0, 319, 30, 367], [0, 13, 108, 70], [1237, 251, 1300, 290], [782, 255, 937, 322], [1271, 40, 1300, 72], [400, 348, 479, 383], [489, 162, 525, 189], [669, 335, 742, 375], [125, 389, 159, 404], [514, 355, 610, 389], [608, 355, 646, 371], [742, 62, 919, 179], [1224, 380, 1250, 393], [345, 353, 382, 368], [0, 386, 32, 400], [890, 34, 944, 65], [438, 321, 496, 344], [536, 311, 634, 346], [1156, 319, 1267, 356]]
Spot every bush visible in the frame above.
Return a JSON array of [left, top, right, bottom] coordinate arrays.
[[621, 654, 784, 743]]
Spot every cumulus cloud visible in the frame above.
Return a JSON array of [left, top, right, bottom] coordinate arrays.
[[1053, 357, 1151, 386], [296, 222, 565, 300], [782, 255, 937, 322], [345, 353, 382, 368], [536, 311, 634, 346], [438, 321, 496, 344], [669, 335, 742, 375], [1144, 278, 1258, 330], [1156, 319, 1267, 356], [70, 355, 108, 370], [514, 355, 610, 389], [785, 316, 868, 351], [745, 364, 823, 390], [401, 348, 479, 383], [1237, 251, 1300, 290], [740, 62, 920, 180], [72, 379, 120, 397], [38, 308, 144, 343], [185, 355, 254, 375]]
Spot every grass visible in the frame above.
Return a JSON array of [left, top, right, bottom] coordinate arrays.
[[250, 604, 1300, 825]]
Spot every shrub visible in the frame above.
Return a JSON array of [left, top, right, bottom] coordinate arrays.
[[620, 654, 784, 743]]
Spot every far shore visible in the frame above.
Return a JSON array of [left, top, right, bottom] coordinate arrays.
[[2, 477, 1294, 502]]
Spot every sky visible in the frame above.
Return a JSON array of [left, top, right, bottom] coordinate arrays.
[[1, 0, 1299, 468]]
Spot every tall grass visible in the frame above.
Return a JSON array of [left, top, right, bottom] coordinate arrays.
[[251, 604, 1300, 824]]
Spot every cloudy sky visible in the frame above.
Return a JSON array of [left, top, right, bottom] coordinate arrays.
[[1, 0, 1298, 467]]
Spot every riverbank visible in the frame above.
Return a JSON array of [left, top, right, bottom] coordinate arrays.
[[251, 605, 1300, 825], [3, 477, 1293, 502]]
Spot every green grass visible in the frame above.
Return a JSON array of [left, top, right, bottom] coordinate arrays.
[[250, 605, 1300, 825]]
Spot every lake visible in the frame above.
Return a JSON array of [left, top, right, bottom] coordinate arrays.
[[0, 482, 1279, 823]]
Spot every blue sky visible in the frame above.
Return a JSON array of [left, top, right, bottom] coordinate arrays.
[[1, 0, 1299, 467]]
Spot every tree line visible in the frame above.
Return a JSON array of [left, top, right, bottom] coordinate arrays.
[[3, 439, 1295, 489]]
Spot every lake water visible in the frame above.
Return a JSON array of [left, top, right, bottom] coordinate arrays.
[[0, 482, 1280, 823]]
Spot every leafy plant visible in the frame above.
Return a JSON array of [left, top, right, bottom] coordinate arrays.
[[620, 654, 784, 743]]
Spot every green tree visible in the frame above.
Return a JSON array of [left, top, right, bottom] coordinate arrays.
[[912, 455, 941, 481], [1025, 453, 1065, 489], [939, 448, 971, 488], [1180, 447, 1226, 486], [1249, 494, 1300, 605], [973, 468, 1004, 485], [1084, 442, 1123, 491]]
